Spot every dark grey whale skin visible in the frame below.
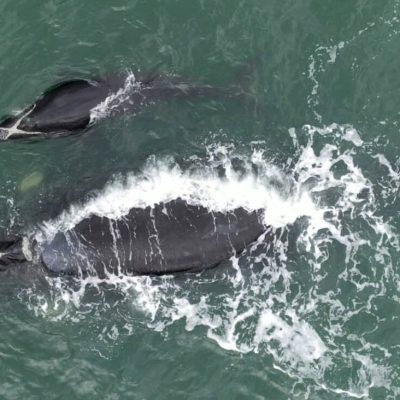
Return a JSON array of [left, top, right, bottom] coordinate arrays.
[[0, 74, 225, 139], [39, 199, 267, 277], [0, 78, 119, 137]]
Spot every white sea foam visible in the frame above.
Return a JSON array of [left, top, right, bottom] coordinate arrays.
[[37, 149, 319, 242], [253, 309, 327, 361], [19, 123, 400, 399], [89, 72, 141, 124]]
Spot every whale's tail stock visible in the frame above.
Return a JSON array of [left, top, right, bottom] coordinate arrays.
[[0, 236, 29, 270]]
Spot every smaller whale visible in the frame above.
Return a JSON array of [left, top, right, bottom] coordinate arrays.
[[0, 72, 227, 140], [0, 78, 120, 139], [0, 199, 268, 277]]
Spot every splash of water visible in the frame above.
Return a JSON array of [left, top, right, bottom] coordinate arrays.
[[18, 123, 400, 398], [89, 72, 141, 124]]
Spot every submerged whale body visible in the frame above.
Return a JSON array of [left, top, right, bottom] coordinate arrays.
[[0, 73, 224, 140], [0, 199, 267, 277]]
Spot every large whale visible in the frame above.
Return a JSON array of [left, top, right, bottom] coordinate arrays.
[[0, 199, 267, 277], [0, 73, 225, 140]]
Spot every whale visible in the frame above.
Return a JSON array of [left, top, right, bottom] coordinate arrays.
[[0, 73, 227, 140], [0, 198, 267, 277]]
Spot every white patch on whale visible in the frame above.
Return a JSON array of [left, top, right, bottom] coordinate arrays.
[[0, 105, 43, 140]]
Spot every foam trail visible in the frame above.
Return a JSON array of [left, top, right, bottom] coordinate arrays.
[[18, 126, 400, 399], [37, 153, 319, 243], [89, 72, 140, 124]]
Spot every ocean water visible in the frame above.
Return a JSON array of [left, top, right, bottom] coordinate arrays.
[[0, 1, 399, 399]]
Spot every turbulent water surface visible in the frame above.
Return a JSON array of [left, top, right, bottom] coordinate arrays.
[[0, 1, 399, 399]]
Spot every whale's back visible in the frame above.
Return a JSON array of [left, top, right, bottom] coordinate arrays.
[[17, 80, 110, 133], [40, 199, 266, 277]]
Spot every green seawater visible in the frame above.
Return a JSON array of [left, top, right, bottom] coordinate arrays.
[[0, 1, 399, 399]]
